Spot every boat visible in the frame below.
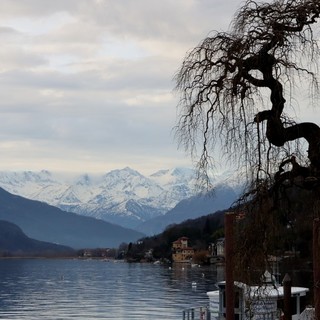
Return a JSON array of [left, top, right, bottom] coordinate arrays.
[[207, 271, 310, 320]]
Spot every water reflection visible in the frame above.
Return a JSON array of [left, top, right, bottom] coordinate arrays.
[[0, 259, 219, 319]]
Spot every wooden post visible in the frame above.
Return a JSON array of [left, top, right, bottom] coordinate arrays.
[[225, 212, 235, 320], [313, 218, 320, 319], [283, 273, 292, 320]]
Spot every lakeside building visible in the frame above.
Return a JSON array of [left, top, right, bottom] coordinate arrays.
[[209, 238, 225, 257], [208, 238, 225, 264], [172, 237, 194, 263]]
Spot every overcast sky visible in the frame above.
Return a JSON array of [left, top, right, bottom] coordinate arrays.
[[0, 0, 246, 175]]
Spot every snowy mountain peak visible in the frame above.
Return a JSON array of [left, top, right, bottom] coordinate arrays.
[[104, 167, 144, 180], [0, 167, 240, 230], [75, 174, 91, 186], [99, 167, 162, 199], [57, 187, 81, 205], [150, 169, 170, 177], [0, 170, 54, 183], [149, 167, 197, 189], [171, 167, 195, 177]]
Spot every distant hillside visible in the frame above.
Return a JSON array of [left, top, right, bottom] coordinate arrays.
[[0, 188, 144, 249], [0, 220, 75, 257], [136, 184, 237, 235], [126, 210, 226, 261]]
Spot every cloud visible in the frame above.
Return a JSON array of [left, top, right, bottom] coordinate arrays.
[[0, 0, 241, 174]]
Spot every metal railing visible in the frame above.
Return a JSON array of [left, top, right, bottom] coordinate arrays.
[[182, 306, 211, 320], [182, 307, 282, 320]]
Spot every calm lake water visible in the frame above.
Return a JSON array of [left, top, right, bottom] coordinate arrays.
[[0, 259, 223, 320]]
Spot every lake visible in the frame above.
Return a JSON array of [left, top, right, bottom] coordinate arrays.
[[0, 259, 223, 320]]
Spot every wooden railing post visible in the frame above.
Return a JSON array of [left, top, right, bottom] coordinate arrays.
[[225, 212, 235, 320], [283, 273, 292, 320], [313, 218, 320, 319]]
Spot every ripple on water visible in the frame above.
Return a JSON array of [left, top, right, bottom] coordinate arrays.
[[0, 259, 219, 319]]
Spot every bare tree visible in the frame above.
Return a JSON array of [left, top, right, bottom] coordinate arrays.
[[175, 0, 320, 189]]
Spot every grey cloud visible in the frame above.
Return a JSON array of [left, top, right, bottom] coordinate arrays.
[[0, 1, 81, 18], [0, 0, 242, 174], [0, 26, 22, 35], [0, 55, 174, 92]]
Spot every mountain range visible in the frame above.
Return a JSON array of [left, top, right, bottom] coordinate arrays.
[[0, 187, 144, 249], [0, 167, 242, 235]]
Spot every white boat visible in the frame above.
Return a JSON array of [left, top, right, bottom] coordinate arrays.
[[207, 271, 309, 320]]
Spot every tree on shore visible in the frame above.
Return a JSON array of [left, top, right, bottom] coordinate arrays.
[[176, 0, 320, 189], [175, 0, 320, 285]]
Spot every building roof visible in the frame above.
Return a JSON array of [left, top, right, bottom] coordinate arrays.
[[173, 236, 189, 244]]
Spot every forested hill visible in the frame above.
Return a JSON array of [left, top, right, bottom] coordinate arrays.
[[0, 187, 144, 249], [0, 220, 75, 257], [126, 210, 225, 261]]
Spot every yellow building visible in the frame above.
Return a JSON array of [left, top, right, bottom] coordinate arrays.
[[172, 237, 194, 262]]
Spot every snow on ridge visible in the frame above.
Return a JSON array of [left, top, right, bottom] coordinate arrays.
[[149, 167, 198, 187], [0, 167, 240, 227]]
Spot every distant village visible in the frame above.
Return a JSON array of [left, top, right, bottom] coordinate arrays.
[[78, 236, 225, 266], [172, 236, 224, 264]]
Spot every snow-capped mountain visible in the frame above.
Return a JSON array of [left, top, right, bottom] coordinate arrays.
[[0, 167, 241, 229]]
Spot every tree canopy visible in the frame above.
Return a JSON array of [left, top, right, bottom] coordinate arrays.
[[175, 0, 320, 289], [175, 0, 320, 189]]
